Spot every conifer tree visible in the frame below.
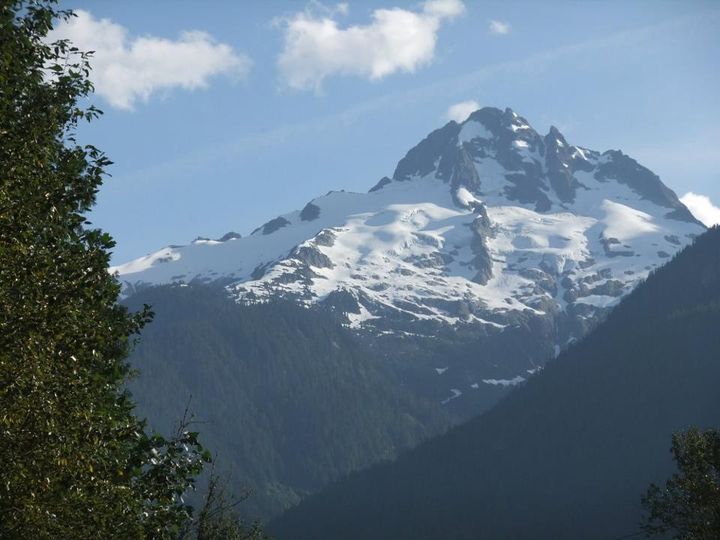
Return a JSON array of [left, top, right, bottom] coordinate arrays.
[[642, 428, 720, 539]]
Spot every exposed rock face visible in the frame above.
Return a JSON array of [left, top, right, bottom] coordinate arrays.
[[369, 176, 392, 193], [468, 203, 493, 285], [217, 231, 242, 242], [392, 121, 461, 182], [293, 245, 334, 269], [449, 147, 482, 193], [544, 126, 584, 203], [595, 150, 699, 223], [252, 216, 291, 235], [300, 202, 321, 221]]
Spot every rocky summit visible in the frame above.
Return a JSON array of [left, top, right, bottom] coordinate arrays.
[[112, 107, 704, 412]]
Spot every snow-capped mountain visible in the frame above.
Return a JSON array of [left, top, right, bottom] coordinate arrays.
[[113, 107, 704, 407]]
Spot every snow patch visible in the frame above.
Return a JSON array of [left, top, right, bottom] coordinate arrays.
[[455, 186, 482, 208], [110, 247, 181, 275], [441, 388, 462, 405], [482, 376, 525, 387], [601, 200, 660, 241], [458, 120, 493, 144], [575, 294, 620, 308]]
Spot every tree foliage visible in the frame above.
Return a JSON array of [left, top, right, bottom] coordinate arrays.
[[179, 463, 268, 540], [0, 2, 209, 537], [642, 428, 720, 539]]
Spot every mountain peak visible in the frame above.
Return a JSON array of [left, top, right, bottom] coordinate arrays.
[[113, 106, 704, 346], [381, 107, 700, 223], [546, 124, 565, 140], [464, 106, 532, 136]]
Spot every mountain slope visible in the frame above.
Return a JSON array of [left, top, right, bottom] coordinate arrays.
[[270, 226, 720, 539], [113, 107, 704, 413], [124, 285, 450, 519]]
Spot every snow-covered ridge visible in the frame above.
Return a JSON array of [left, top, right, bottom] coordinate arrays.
[[112, 107, 704, 338]]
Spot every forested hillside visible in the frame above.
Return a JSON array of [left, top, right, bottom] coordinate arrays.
[[124, 286, 450, 518], [271, 227, 720, 539]]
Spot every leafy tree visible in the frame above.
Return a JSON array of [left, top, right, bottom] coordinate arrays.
[[180, 463, 268, 540], [642, 428, 720, 539], [0, 2, 209, 537]]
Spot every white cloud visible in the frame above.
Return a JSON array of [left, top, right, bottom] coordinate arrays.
[[423, 0, 466, 18], [489, 20, 511, 35], [48, 10, 251, 110], [277, 0, 465, 91], [680, 192, 720, 227], [445, 100, 479, 122]]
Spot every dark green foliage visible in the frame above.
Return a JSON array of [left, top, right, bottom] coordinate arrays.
[[0, 2, 208, 537], [642, 428, 720, 538], [124, 285, 451, 519], [270, 227, 720, 539]]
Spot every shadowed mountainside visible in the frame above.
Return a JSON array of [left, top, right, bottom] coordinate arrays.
[[271, 227, 720, 539], [124, 287, 450, 519]]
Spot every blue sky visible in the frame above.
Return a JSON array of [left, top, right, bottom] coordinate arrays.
[[56, 0, 720, 263]]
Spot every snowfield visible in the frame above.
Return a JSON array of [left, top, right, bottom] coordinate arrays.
[[112, 107, 704, 340]]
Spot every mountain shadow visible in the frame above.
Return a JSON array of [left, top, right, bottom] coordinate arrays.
[[270, 226, 720, 539]]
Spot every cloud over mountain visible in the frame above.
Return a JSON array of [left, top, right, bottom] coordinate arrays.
[[445, 100, 480, 122], [680, 192, 720, 226]]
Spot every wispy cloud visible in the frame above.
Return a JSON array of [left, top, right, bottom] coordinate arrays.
[[680, 192, 720, 226], [49, 10, 251, 110], [488, 20, 511, 35], [445, 100, 479, 122], [276, 0, 465, 92]]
